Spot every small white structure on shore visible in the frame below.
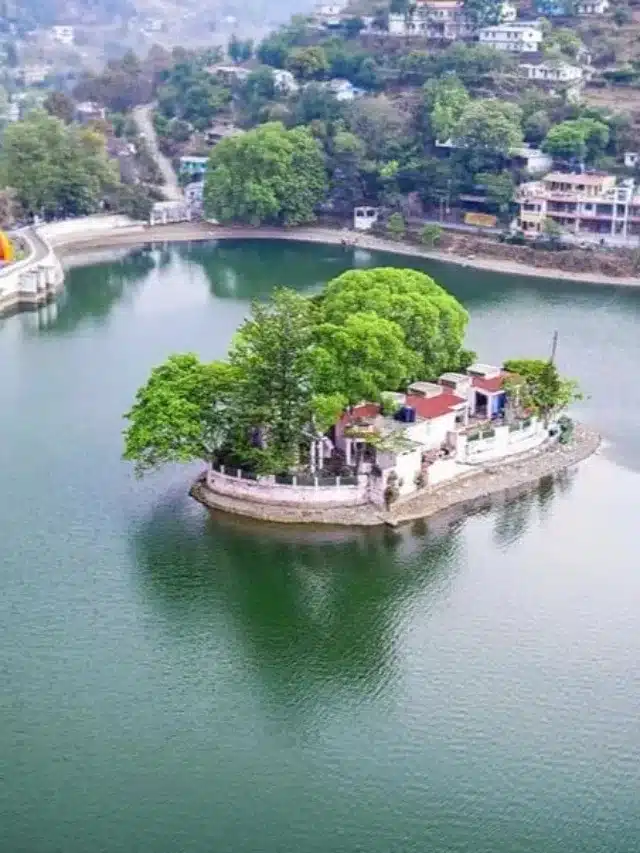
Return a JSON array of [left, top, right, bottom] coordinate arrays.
[[149, 201, 192, 226], [353, 207, 380, 230]]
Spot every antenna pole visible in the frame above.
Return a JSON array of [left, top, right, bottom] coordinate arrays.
[[550, 330, 558, 365]]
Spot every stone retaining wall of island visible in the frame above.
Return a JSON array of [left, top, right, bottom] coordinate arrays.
[[205, 467, 371, 507]]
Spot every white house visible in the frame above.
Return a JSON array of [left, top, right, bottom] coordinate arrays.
[[388, 0, 470, 40], [575, 0, 609, 14], [20, 64, 49, 85], [519, 61, 583, 83], [331, 361, 547, 502], [389, 0, 515, 37], [51, 25, 74, 46], [272, 69, 299, 94], [326, 78, 361, 101], [150, 200, 192, 226], [353, 207, 381, 230], [478, 21, 543, 52], [510, 145, 553, 175]]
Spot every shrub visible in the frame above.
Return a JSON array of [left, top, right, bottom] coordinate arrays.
[[386, 212, 406, 241], [420, 223, 443, 247]]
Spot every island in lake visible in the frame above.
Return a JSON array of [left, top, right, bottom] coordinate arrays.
[[124, 266, 598, 525]]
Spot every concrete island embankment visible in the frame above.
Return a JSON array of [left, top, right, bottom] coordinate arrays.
[[190, 425, 601, 528]]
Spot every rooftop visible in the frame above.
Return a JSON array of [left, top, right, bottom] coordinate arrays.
[[405, 391, 466, 419], [471, 373, 509, 394], [543, 172, 614, 185]]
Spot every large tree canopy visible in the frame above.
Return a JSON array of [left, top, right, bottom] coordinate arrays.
[[317, 268, 470, 379], [503, 358, 581, 423], [312, 312, 420, 405], [123, 354, 237, 476], [1, 110, 116, 218], [203, 122, 327, 226], [124, 269, 472, 476]]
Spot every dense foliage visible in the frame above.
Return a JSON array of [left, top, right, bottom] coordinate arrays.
[[504, 358, 582, 423], [123, 268, 471, 475], [203, 122, 326, 226], [0, 110, 116, 218]]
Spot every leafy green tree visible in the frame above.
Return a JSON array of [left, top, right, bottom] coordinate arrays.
[[293, 83, 344, 125], [345, 95, 408, 161], [523, 109, 551, 146], [475, 171, 515, 214], [343, 16, 365, 38], [312, 313, 419, 404], [424, 75, 470, 141], [286, 46, 329, 81], [544, 28, 582, 59], [256, 33, 290, 68], [204, 122, 326, 226], [542, 118, 610, 163], [1, 111, 116, 218], [386, 212, 406, 241], [0, 188, 20, 228], [43, 91, 75, 124], [123, 354, 237, 475], [228, 35, 253, 64], [327, 130, 366, 212], [463, 0, 503, 30], [613, 5, 632, 25], [503, 358, 581, 424], [318, 268, 469, 379], [453, 99, 523, 155], [542, 217, 564, 243], [229, 289, 317, 472], [420, 223, 443, 247]]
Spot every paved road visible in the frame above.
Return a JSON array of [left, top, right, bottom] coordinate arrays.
[[133, 104, 182, 201]]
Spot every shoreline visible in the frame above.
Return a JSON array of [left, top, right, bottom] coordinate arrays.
[[190, 424, 601, 528], [55, 222, 640, 288]]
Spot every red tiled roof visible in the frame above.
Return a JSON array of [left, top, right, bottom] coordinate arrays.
[[339, 403, 380, 426], [471, 371, 510, 394], [405, 392, 466, 420]]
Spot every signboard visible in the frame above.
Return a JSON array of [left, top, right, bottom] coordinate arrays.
[[464, 212, 497, 228]]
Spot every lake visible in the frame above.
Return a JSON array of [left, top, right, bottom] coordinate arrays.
[[1, 239, 639, 853]]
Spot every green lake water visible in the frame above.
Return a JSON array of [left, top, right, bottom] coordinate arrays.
[[1, 239, 639, 853]]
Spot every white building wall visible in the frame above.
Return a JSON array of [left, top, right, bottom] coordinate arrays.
[[459, 419, 546, 463], [406, 411, 457, 448]]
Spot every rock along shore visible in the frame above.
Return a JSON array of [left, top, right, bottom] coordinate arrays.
[[190, 424, 601, 528]]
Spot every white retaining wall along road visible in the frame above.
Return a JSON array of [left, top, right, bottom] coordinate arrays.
[[0, 215, 145, 317], [206, 468, 370, 507], [0, 228, 64, 315], [38, 215, 144, 246]]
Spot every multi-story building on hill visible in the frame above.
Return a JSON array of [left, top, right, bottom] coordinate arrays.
[[517, 172, 640, 244]]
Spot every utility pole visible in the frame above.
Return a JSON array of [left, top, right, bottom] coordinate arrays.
[[549, 330, 558, 365]]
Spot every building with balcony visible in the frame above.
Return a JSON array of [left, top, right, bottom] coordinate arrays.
[[575, 0, 609, 14], [179, 156, 209, 180], [388, 0, 472, 39], [519, 59, 586, 101], [517, 172, 640, 244], [519, 60, 583, 83], [478, 20, 543, 52]]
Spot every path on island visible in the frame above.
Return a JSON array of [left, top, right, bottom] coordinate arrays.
[[132, 104, 182, 201]]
